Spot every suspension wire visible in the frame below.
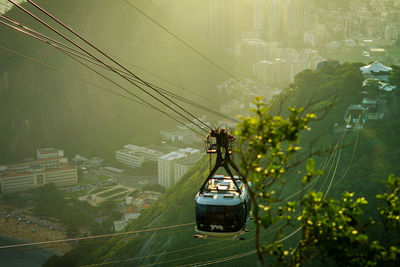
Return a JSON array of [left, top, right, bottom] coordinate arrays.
[[80, 238, 230, 267], [115, 56, 240, 115], [78, 135, 347, 267], [335, 124, 360, 184], [17, 0, 210, 132], [318, 142, 340, 191], [175, 135, 350, 267], [0, 2, 12, 8], [0, 42, 141, 107], [0, 14, 239, 124], [122, 0, 247, 90], [0, 227, 194, 254], [83, 140, 345, 267], [0, 42, 200, 134], [0, 13, 97, 62], [0, 17, 204, 136], [1, 12, 239, 119], [323, 142, 342, 200], [271, 143, 337, 208], [0, 222, 195, 250]]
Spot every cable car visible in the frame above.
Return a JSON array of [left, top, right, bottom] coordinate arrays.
[[195, 175, 250, 237], [195, 129, 250, 238]]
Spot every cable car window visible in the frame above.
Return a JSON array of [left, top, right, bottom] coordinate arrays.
[[196, 203, 245, 232]]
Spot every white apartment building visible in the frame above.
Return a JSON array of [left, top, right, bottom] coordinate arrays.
[[0, 148, 77, 193], [115, 144, 164, 168], [160, 128, 195, 145], [0, 164, 77, 193], [158, 148, 202, 189], [37, 148, 64, 160]]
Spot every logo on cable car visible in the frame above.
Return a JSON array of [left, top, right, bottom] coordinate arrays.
[[210, 224, 224, 231]]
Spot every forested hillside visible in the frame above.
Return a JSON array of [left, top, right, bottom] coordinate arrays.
[[44, 62, 400, 266]]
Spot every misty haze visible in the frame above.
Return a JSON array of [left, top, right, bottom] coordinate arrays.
[[0, 0, 400, 266]]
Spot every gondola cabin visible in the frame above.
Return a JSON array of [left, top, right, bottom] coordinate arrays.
[[195, 175, 251, 237]]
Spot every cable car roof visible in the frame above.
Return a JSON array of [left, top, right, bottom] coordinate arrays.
[[196, 175, 246, 206]]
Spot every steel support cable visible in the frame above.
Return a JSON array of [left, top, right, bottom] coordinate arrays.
[[79, 238, 230, 267], [1, 12, 237, 117], [178, 138, 349, 267], [55, 45, 204, 136], [17, 0, 210, 132], [179, 226, 304, 267], [0, 20, 203, 136], [179, 159, 345, 267], [96, 232, 256, 267], [0, 14, 239, 123], [0, 12, 236, 118], [83, 215, 285, 266], [101, 138, 346, 267], [0, 2, 11, 8], [335, 120, 361, 185], [322, 127, 350, 199], [0, 41, 140, 106], [0, 13, 97, 62], [271, 144, 337, 208], [7, 1, 205, 133], [85, 145, 341, 267], [113, 56, 240, 115], [5, 2, 202, 132], [318, 142, 340, 192], [0, 227, 193, 254], [0, 42, 197, 134], [122, 0, 247, 91], [0, 222, 195, 250], [94, 197, 307, 267]]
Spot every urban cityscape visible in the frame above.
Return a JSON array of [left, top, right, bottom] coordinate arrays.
[[0, 0, 400, 266]]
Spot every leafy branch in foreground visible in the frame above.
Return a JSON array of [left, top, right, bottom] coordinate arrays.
[[235, 98, 400, 266], [234, 97, 317, 264]]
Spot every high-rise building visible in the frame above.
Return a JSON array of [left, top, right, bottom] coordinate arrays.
[[385, 24, 399, 41], [268, 1, 280, 34], [158, 148, 202, 189], [284, 1, 299, 37], [253, 60, 274, 85], [253, 0, 265, 30], [208, 0, 234, 49], [115, 145, 163, 168]]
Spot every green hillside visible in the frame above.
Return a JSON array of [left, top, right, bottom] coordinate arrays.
[[43, 62, 400, 266]]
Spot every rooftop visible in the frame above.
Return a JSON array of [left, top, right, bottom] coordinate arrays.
[[360, 62, 392, 74], [37, 148, 59, 155]]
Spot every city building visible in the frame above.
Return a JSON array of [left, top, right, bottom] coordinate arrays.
[[36, 148, 64, 160], [160, 126, 196, 144], [208, 0, 234, 49], [253, 0, 265, 31], [253, 60, 274, 85], [360, 62, 392, 77], [268, 1, 280, 35], [115, 144, 164, 168], [385, 24, 399, 41], [158, 148, 202, 189], [0, 149, 77, 193]]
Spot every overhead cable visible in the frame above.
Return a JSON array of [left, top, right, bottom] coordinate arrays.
[[0, 20, 203, 135], [19, 0, 210, 131], [122, 0, 247, 90]]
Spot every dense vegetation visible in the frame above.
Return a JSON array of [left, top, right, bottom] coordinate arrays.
[[42, 62, 400, 266]]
